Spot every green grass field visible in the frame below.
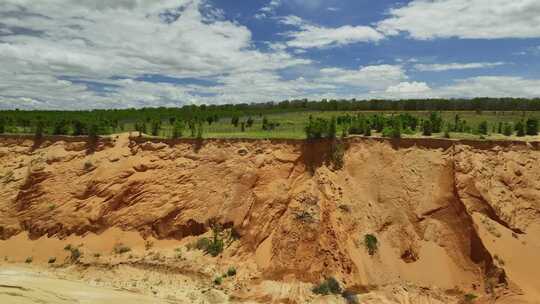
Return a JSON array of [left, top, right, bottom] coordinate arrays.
[[2, 110, 539, 141], [128, 110, 539, 140]]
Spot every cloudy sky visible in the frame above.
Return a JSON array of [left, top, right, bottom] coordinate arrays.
[[1, 0, 540, 109]]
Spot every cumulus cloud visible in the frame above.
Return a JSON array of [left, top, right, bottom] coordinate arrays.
[[378, 0, 540, 40], [386, 82, 431, 94], [318, 65, 406, 89], [280, 15, 383, 49], [0, 0, 311, 109], [414, 62, 506, 72]]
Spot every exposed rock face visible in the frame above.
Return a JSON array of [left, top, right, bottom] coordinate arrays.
[[1, 134, 539, 303]]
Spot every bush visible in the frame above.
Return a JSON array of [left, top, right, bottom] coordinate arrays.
[[364, 234, 378, 256], [113, 243, 131, 255], [464, 293, 477, 302], [226, 267, 237, 277], [25, 256, 33, 264], [213, 276, 223, 285], [312, 277, 342, 295], [48, 257, 56, 264], [342, 290, 359, 304], [64, 245, 81, 262]]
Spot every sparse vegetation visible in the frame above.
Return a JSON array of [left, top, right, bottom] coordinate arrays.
[[312, 277, 342, 295], [48, 257, 56, 264], [226, 267, 236, 277], [213, 276, 223, 285], [364, 234, 378, 256], [113, 243, 132, 255], [464, 293, 478, 302], [64, 245, 81, 262], [25, 256, 33, 263]]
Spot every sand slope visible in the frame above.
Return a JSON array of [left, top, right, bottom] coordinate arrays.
[[0, 134, 539, 303]]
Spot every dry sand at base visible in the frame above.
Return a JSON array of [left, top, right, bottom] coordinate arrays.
[[0, 134, 539, 303], [0, 266, 174, 304]]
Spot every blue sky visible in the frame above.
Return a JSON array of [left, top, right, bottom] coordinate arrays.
[[0, 0, 540, 109]]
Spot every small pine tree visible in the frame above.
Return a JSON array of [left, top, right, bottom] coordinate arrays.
[[503, 123, 513, 136], [72, 120, 86, 136], [478, 121, 488, 135], [151, 119, 161, 136], [172, 120, 185, 139], [363, 126, 371, 137], [196, 121, 204, 139], [422, 120, 432, 136], [88, 124, 99, 143], [526, 118, 538, 136], [34, 120, 45, 141], [328, 117, 337, 139], [516, 121, 526, 137]]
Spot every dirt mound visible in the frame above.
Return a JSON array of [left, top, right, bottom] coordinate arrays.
[[0, 134, 539, 303]]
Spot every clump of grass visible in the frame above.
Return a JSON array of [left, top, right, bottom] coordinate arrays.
[[48, 257, 56, 264], [83, 160, 94, 170], [64, 245, 81, 262], [312, 277, 342, 295], [364, 234, 378, 256], [193, 224, 224, 257], [464, 293, 477, 302], [113, 243, 132, 255], [226, 267, 236, 277], [48, 204, 56, 211], [25, 256, 33, 264], [93, 253, 101, 258], [213, 276, 223, 285]]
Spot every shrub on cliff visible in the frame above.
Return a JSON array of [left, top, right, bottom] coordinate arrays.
[[312, 277, 342, 295], [364, 234, 378, 256]]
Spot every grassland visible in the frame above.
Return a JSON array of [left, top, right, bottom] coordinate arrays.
[[128, 110, 540, 140]]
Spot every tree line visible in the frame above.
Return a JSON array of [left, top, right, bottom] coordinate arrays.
[[305, 113, 539, 139]]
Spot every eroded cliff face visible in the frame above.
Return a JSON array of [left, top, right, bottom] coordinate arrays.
[[0, 134, 539, 303]]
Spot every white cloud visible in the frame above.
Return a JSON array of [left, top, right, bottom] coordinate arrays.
[[318, 65, 406, 89], [386, 82, 431, 94], [0, 0, 311, 109], [414, 62, 506, 72], [255, 0, 281, 19], [378, 0, 540, 40], [280, 15, 383, 49], [436, 76, 540, 98]]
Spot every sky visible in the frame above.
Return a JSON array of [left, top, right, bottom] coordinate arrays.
[[1, 0, 540, 110]]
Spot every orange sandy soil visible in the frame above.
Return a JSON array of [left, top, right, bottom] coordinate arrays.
[[0, 133, 539, 303]]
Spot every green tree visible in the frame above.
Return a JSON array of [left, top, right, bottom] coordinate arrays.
[[526, 118, 538, 136], [196, 121, 204, 139], [503, 123, 513, 136], [151, 119, 161, 136], [52, 120, 67, 135], [516, 121, 526, 137], [328, 117, 337, 139], [72, 120, 86, 136], [422, 120, 432, 136], [88, 123, 99, 143], [231, 116, 239, 127], [34, 120, 45, 141], [172, 120, 185, 139], [0, 118, 5, 134], [478, 121, 488, 135]]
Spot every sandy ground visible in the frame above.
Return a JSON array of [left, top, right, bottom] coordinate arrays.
[[0, 266, 175, 304], [1, 134, 539, 303]]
